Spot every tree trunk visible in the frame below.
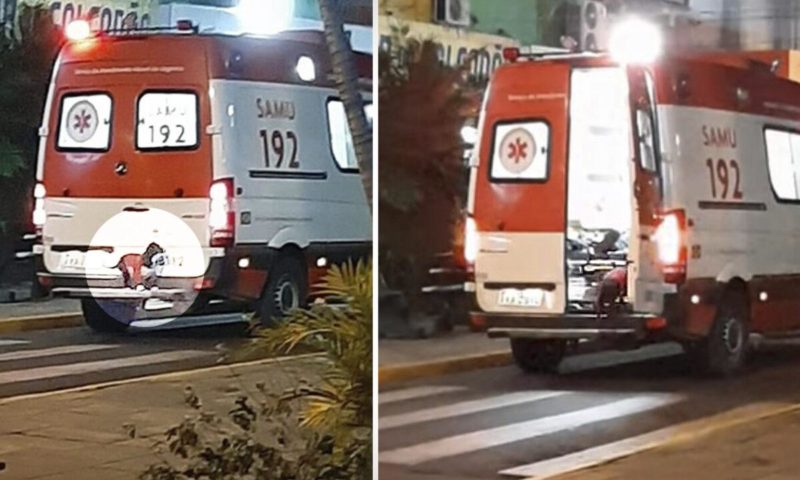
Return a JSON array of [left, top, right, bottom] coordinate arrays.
[[317, 0, 373, 210]]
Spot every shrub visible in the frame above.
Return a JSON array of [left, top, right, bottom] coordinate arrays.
[[142, 260, 372, 480]]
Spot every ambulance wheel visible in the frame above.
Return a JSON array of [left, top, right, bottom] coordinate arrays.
[[258, 255, 307, 327], [81, 298, 128, 334], [688, 292, 749, 377], [510, 338, 566, 374]]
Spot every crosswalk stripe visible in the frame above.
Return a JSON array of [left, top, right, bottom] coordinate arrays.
[[499, 426, 679, 478], [0, 340, 31, 347], [0, 344, 119, 362], [380, 393, 683, 466], [379, 386, 468, 405], [0, 350, 209, 384], [381, 391, 569, 430]]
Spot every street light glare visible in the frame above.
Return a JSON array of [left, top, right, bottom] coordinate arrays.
[[609, 17, 662, 64], [236, 0, 294, 35]]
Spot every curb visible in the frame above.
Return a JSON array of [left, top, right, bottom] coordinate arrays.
[[378, 350, 512, 387], [0, 352, 325, 406], [0, 312, 84, 335]]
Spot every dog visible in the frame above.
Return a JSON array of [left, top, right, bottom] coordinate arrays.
[[116, 243, 165, 289], [595, 267, 627, 317]]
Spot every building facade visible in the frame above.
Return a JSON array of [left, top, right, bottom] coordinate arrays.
[[379, 0, 528, 85], [11, 0, 371, 30]]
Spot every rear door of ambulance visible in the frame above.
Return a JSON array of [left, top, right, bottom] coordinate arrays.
[[38, 37, 214, 284], [469, 61, 570, 315]]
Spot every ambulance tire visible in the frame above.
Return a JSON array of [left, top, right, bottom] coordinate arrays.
[[510, 338, 566, 374], [81, 298, 128, 334], [688, 292, 749, 377], [258, 255, 308, 327]]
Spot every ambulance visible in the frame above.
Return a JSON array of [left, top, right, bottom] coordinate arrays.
[[466, 46, 800, 375], [33, 21, 372, 332]]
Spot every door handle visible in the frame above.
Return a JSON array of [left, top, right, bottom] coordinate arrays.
[[123, 206, 149, 213]]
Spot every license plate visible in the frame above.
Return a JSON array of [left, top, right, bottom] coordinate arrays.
[[498, 288, 544, 307], [59, 251, 85, 270]]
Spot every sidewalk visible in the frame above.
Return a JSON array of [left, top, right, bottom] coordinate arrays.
[[559, 406, 800, 480], [0, 298, 82, 334], [0, 354, 322, 480], [379, 327, 510, 386], [0, 298, 79, 320]]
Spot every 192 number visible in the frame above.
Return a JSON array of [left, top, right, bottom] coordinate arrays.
[[260, 129, 299, 169], [148, 124, 186, 145], [706, 158, 743, 200]]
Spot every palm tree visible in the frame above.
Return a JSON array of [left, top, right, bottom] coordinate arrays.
[[317, 0, 373, 209]]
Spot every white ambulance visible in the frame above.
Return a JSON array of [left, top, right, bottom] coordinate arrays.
[[468, 48, 800, 375], [33, 23, 372, 332]]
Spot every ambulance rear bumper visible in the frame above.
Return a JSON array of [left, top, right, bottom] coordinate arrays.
[[49, 287, 193, 301], [36, 256, 225, 300], [479, 312, 667, 341]]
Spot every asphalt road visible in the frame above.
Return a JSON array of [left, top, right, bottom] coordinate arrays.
[[0, 319, 253, 399], [379, 339, 800, 480]]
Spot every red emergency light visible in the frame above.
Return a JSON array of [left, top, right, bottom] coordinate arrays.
[[176, 20, 195, 31], [503, 47, 520, 63], [65, 20, 92, 42]]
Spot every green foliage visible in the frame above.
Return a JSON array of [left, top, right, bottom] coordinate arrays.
[[0, 5, 62, 235], [142, 261, 372, 480], [378, 31, 478, 303], [0, 138, 25, 179]]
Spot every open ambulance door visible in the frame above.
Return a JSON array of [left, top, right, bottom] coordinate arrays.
[[626, 65, 666, 313]]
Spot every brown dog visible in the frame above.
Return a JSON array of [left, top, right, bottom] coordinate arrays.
[[595, 267, 627, 317], [116, 243, 165, 289]]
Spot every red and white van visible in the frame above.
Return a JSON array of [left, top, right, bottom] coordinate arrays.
[[33, 23, 372, 332], [467, 48, 800, 375]]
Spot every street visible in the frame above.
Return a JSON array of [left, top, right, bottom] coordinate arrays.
[[379, 339, 800, 479], [0, 320, 252, 400]]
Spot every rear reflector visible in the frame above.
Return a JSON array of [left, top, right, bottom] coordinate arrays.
[[193, 277, 216, 291], [646, 317, 667, 330]]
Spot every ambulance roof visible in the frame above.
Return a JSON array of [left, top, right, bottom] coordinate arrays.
[[57, 30, 372, 89]]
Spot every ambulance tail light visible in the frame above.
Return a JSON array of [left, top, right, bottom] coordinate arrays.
[[653, 209, 687, 284], [209, 179, 235, 248], [32, 183, 46, 237], [464, 216, 479, 265]]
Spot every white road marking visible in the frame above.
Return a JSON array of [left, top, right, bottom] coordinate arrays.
[[0, 344, 118, 362], [0, 340, 31, 347], [381, 391, 569, 430], [379, 386, 468, 405], [0, 350, 209, 384], [380, 393, 683, 466], [499, 401, 788, 479], [500, 427, 680, 478]]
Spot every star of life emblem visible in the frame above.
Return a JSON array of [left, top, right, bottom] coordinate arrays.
[[499, 127, 537, 174], [66, 100, 99, 143]]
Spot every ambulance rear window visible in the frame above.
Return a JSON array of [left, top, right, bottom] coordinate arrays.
[[765, 128, 800, 201], [136, 92, 199, 151], [327, 99, 372, 172], [57, 93, 112, 152], [489, 121, 550, 182]]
